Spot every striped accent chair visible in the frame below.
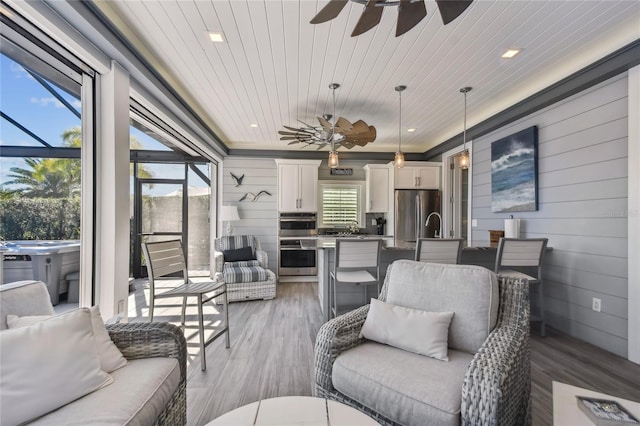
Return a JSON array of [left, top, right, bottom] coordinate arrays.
[[213, 235, 276, 302]]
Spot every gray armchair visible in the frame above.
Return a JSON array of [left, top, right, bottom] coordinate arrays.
[[314, 260, 531, 426], [213, 235, 276, 302]]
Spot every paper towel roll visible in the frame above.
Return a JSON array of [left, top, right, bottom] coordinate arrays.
[[504, 218, 521, 238]]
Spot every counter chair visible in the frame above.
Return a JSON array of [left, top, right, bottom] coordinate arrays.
[[330, 239, 382, 318], [415, 238, 463, 264], [142, 239, 230, 371], [495, 237, 548, 336]]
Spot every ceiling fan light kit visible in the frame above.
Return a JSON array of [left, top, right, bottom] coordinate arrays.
[[310, 0, 473, 37], [458, 86, 472, 170], [394, 85, 406, 168]]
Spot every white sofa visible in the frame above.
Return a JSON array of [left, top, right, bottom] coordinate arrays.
[[0, 280, 187, 425]]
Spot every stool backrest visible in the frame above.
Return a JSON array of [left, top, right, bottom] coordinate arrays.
[[495, 238, 548, 271], [335, 239, 382, 271], [415, 238, 463, 264]]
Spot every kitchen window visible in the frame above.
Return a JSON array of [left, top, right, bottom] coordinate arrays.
[[319, 182, 364, 228]]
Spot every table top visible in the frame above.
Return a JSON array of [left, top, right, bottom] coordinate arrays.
[[206, 396, 379, 425], [553, 381, 640, 425]]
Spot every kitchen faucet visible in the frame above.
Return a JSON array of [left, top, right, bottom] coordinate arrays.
[[425, 212, 443, 239]]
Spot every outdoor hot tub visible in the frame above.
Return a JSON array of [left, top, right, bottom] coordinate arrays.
[[1, 240, 80, 305]]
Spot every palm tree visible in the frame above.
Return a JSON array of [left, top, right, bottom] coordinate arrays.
[[5, 126, 156, 198]]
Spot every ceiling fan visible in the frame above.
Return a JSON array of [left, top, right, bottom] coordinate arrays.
[[278, 83, 377, 150], [310, 0, 473, 37]]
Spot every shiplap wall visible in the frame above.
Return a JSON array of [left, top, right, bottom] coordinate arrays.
[[472, 74, 629, 357], [222, 157, 278, 272]]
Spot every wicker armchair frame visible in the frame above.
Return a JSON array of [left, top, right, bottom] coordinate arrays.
[[107, 322, 187, 426], [314, 269, 531, 426]]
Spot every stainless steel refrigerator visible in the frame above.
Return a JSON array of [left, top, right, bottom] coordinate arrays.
[[394, 189, 441, 243]]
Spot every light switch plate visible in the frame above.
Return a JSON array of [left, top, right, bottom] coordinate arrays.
[[472, 219, 478, 227]]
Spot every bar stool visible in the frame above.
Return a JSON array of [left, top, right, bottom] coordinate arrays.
[[494, 237, 548, 336], [415, 238, 463, 264], [330, 239, 382, 318]]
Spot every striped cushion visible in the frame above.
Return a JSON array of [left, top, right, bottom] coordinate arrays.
[[225, 260, 261, 268], [223, 264, 268, 284]]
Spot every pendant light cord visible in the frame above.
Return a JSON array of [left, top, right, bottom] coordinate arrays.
[[398, 89, 402, 152], [463, 90, 467, 150], [332, 86, 336, 152]]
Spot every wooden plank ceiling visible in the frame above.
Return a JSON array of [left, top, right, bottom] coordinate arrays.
[[94, 0, 640, 154]]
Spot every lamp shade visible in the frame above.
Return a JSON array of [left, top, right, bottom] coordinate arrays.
[[220, 205, 240, 222]]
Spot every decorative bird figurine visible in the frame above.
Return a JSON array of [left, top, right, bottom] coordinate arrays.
[[239, 190, 272, 202], [230, 172, 244, 187]]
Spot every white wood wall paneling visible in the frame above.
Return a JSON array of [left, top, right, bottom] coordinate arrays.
[[222, 158, 278, 273], [471, 74, 629, 357]]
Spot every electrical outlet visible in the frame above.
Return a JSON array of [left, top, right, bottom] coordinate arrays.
[[472, 219, 478, 228], [592, 297, 601, 312], [371, 219, 376, 226]]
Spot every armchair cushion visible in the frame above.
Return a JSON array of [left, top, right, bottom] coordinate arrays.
[[6, 306, 128, 373], [360, 298, 454, 361], [216, 235, 256, 254], [0, 308, 113, 426], [28, 357, 180, 426], [332, 342, 474, 426], [223, 246, 255, 262], [385, 261, 499, 354], [223, 264, 269, 284]]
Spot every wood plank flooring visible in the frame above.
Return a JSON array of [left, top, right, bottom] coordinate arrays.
[[126, 280, 640, 426]]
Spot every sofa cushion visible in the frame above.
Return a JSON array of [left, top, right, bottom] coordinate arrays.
[[385, 260, 499, 354], [360, 298, 454, 361], [332, 342, 473, 426], [0, 280, 54, 330], [0, 308, 113, 426], [6, 306, 128, 373], [29, 357, 180, 425]]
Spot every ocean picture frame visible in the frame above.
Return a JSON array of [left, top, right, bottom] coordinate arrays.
[[491, 126, 538, 213]]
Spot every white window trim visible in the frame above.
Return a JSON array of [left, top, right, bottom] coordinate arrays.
[[441, 143, 473, 246]]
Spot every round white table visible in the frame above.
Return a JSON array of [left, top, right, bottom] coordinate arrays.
[[206, 396, 380, 425]]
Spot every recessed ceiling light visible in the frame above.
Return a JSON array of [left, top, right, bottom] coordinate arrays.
[[501, 48, 521, 59], [208, 32, 224, 43], [250, 123, 258, 128], [407, 128, 416, 132]]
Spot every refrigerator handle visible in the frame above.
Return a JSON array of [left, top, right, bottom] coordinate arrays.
[[415, 194, 420, 243]]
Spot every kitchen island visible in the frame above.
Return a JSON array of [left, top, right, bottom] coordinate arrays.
[[316, 238, 517, 321]]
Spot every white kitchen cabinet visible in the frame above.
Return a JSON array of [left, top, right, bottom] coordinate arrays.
[[394, 162, 441, 189], [364, 164, 390, 213], [275, 160, 321, 212]]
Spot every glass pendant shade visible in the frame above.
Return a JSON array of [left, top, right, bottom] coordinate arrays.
[[458, 150, 470, 169], [394, 151, 405, 168], [328, 150, 339, 168]]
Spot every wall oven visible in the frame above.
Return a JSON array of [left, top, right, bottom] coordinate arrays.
[[279, 213, 317, 276]]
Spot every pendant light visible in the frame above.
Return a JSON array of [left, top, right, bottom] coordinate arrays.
[[458, 87, 472, 170], [394, 85, 406, 168], [328, 83, 340, 168]]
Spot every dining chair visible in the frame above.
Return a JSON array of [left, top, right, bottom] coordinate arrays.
[[330, 239, 382, 318], [142, 239, 230, 370], [414, 238, 464, 264], [495, 237, 549, 336]]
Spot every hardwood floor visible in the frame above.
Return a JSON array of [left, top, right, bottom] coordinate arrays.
[[126, 280, 640, 426]]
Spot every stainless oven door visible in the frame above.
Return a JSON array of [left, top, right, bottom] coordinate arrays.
[[279, 244, 317, 276]]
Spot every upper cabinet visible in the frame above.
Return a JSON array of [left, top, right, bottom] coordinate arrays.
[[275, 160, 321, 212], [364, 164, 391, 213], [394, 162, 441, 189]]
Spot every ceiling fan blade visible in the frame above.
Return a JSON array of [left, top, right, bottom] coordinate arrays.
[[287, 141, 302, 145], [297, 119, 316, 128], [317, 116, 332, 131], [396, 0, 427, 37], [351, 120, 370, 133], [310, 0, 349, 24], [351, 0, 384, 37], [336, 117, 354, 131], [283, 126, 314, 134], [436, 0, 472, 25]]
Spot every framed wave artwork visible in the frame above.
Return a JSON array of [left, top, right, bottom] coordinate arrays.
[[491, 126, 539, 213]]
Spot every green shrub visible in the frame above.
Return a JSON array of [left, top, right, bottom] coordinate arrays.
[[0, 197, 80, 240]]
